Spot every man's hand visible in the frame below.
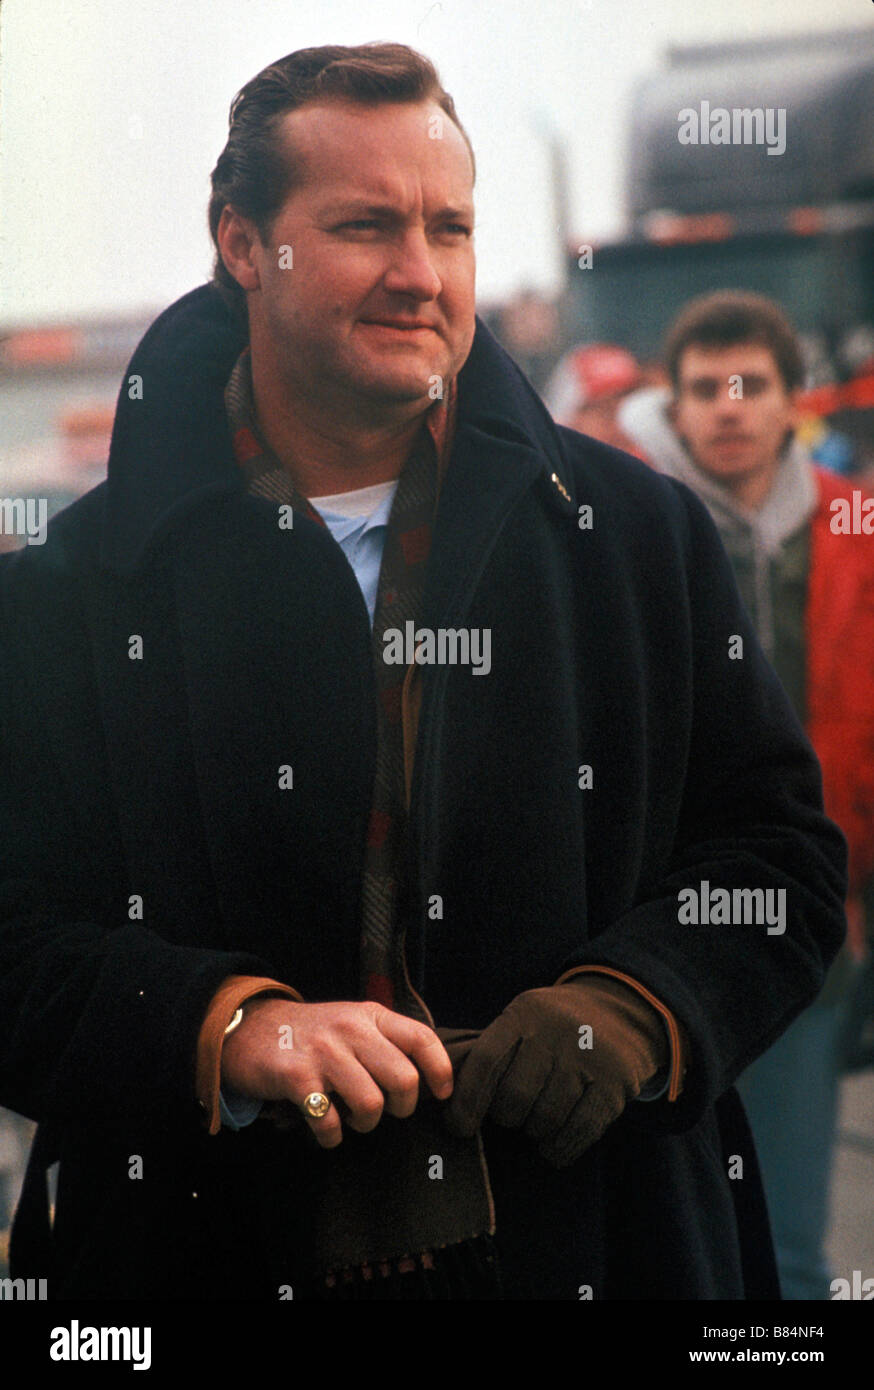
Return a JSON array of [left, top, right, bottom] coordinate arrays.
[[220, 998, 454, 1148], [443, 978, 668, 1167]]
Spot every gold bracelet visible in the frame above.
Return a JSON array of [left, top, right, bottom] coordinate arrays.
[[223, 1006, 245, 1037]]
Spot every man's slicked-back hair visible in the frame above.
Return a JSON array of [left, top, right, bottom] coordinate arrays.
[[664, 290, 805, 395], [208, 42, 475, 323]]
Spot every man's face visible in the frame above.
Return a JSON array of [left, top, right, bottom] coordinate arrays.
[[670, 343, 798, 487], [243, 98, 476, 415]]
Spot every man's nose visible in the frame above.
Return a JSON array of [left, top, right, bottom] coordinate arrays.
[[715, 386, 745, 414], [382, 231, 442, 300]]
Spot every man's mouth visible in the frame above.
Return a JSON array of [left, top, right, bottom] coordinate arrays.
[[359, 318, 437, 332]]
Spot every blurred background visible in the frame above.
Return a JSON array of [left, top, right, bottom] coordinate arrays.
[[1, 0, 872, 1297]]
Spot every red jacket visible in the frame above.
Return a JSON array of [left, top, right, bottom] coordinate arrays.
[[806, 468, 874, 954]]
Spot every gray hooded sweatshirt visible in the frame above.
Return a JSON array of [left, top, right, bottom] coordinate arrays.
[[618, 385, 819, 722]]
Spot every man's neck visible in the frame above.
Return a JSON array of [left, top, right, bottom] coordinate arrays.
[[691, 457, 781, 513], [251, 357, 428, 498], [718, 470, 776, 512]]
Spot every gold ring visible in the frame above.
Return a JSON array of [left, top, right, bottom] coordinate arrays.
[[302, 1091, 330, 1119]]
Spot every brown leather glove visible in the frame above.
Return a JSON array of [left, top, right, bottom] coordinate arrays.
[[443, 977, 668, 1167]]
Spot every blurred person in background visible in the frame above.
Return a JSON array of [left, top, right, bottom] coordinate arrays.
[[544, 343, 649, 458], [491, 289, 561, 394], [621, 288, 874, 1300]]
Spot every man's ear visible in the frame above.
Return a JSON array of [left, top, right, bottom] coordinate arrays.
[[780, 390, 801, 454], [784, 389, 801, 433], [216, 206, 262, 293], [667, 393, 692, 456]]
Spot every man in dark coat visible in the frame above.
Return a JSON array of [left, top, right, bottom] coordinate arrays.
[[0, 44, 846, 1301]]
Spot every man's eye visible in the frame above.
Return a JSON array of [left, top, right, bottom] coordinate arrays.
[[443, 223, 472, 236], [340, 220, 381, 230]]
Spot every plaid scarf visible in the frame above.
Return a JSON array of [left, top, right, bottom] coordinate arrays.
[[224, 347, 456, 1020]]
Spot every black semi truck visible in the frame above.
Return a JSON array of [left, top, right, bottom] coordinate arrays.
[[563, 26, 874, 423]]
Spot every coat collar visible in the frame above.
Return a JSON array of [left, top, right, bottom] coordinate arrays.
[[100, 285, 577, 574]]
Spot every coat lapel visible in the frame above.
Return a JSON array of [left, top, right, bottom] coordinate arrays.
[[95, 489, 378, 993], [422, 420, 544, 632]]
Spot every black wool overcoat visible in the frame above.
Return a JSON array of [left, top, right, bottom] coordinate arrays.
[[0, 287, 847, 1300]]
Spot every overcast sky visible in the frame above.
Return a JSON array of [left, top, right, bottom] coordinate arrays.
[[0, 0, 866, 328]]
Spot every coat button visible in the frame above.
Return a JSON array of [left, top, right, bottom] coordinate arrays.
[[550, 472, 571, 502]]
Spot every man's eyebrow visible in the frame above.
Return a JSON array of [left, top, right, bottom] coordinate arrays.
[[320, 200, 474, 220]]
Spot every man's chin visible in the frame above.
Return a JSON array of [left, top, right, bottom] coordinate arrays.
[[698, 451, 763, 480], [350, 365, 447, 407]]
